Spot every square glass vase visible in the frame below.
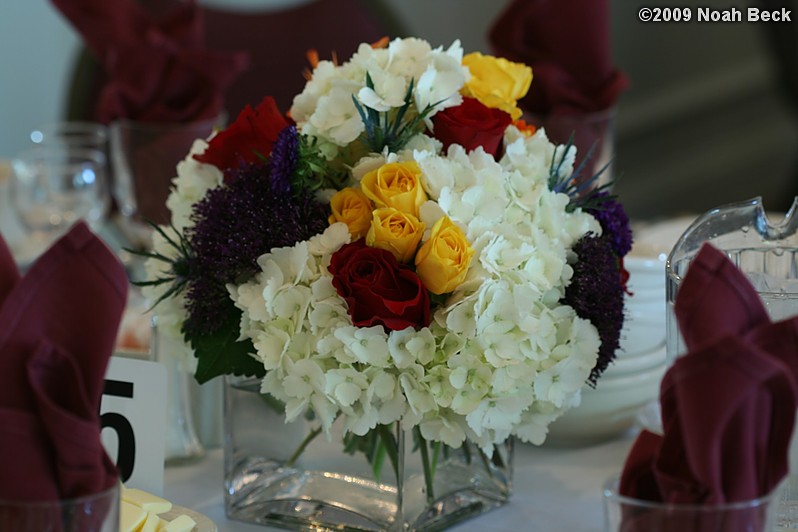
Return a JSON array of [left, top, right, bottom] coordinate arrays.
[[223, 375, 513, 531]]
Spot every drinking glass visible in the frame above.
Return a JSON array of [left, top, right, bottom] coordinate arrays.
[[11, 145, 110, 242], [30, 121, 109, 151], [152, 317, 205, 464], [109, 115, 223, 249], [524, 107, 617, 189], [603, 475, 781, 532], [0, 482, 119, 531]]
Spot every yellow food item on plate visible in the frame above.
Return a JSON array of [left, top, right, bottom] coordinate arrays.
[[122, 487, 173, 514], [120, 500, 148, 532], [120, 485, 197, 532], [140, 510, 164, 532], [162, 514, 197, 531]]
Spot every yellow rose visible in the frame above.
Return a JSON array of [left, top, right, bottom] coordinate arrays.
[[360, 161, 427, 216], [462, 52, 532, 120], [366, 208, 426, 263], [328, 187, 373, 238], [415, 216, 474, 295]]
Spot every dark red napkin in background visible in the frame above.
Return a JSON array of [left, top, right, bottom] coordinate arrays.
[[618, 243, 798, 530], [0, 236, 19, 305], [0, 222, 127, 503], [488, 0, 627, 116], [49, 0, 247, 123], [488, 0, 627, 185]]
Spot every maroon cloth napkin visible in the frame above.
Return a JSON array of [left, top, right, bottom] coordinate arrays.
[[488, 0, 627, 185], [488, 0, 628, 116], [618, 243, 798, 531], [0, 222, 127, 503], [50, 0, 247, 123], [0, 236, 19, 304], [202, 0, 386, 114]]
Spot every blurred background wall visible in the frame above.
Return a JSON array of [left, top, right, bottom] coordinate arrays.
[[0, 0, 795, 220]]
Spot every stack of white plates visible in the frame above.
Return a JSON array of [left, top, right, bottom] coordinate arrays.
[[546, 255, 668, 446]]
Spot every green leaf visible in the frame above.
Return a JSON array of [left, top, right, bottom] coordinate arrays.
[[259, 392, 286, 415], [371, 440, 387, 482], [185, 306, 265, 384], [415, 426, 435, 502], [375, 424, 399, 483]]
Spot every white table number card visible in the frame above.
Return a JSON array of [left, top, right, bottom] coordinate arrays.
[[101, 354, 167, 495]]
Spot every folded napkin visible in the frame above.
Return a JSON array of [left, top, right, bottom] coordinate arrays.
[[50, 0, 247, 123], [618, 243, 798, 530], [488, 0, 627, 186], [202, 0, 387, 115], [0, 222, 127, 506], [488, 0, 628, 116]]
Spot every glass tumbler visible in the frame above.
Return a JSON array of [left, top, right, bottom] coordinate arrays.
[[109, 115, 223, 249], [603, 475, 781, 532], [30, 121, 109, 151], [0, 482, 119, 532], [524, 107, 617, 189], [11, 145, 110, 239]]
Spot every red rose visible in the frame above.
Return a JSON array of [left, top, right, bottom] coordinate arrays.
[[193, 96, 289, 179], [329, 240, 431, 331], [431, 97, 512, 157]]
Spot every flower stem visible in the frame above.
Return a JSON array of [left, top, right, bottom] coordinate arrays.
[[462, 440, 472, 464], [376, 424, 400, 483], [431, 440, 441, 473], [476, 446, 495, 481], [415, 427, 435, 503], [285, 426, 322, 467]]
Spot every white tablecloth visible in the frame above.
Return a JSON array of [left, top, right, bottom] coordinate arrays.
[[163, 433, 637, 532]]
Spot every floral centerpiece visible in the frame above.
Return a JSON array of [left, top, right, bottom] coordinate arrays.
[[141, 36, 631, 530]]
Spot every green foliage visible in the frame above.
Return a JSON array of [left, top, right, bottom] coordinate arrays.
[[127, 222, 194, 310], [184, 304, 265, 384], [342, 424, 399, 482], [546, 134, 615, 213], [292, 135, 350, 192]]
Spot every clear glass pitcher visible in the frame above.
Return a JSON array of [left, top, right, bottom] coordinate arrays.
[[665, 196, 798, 361]]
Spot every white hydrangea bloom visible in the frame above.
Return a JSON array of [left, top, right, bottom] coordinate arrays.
[[357, 70, 408, 112], [165, 139, 224, 231], [404, 134, 442, 155], [334, 326, 391, 368], [419, 412, 467, 448], [291, 37, 468, 151], [307, 223, 350, 260], [388, 327, 435, 368], [363, 368, 406, 425], [326, 367, 369, 408], [308, 85, 365, 146], [399, 364, 437, 427], [216, 69, 612, 450]]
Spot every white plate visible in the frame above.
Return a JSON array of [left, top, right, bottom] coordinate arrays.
[[605, 345, 667, 378], [620, 314, 666, 357], [159, 506, 217, 532]]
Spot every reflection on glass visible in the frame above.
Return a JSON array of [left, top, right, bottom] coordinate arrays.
[[11, 145, 109, 241]]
